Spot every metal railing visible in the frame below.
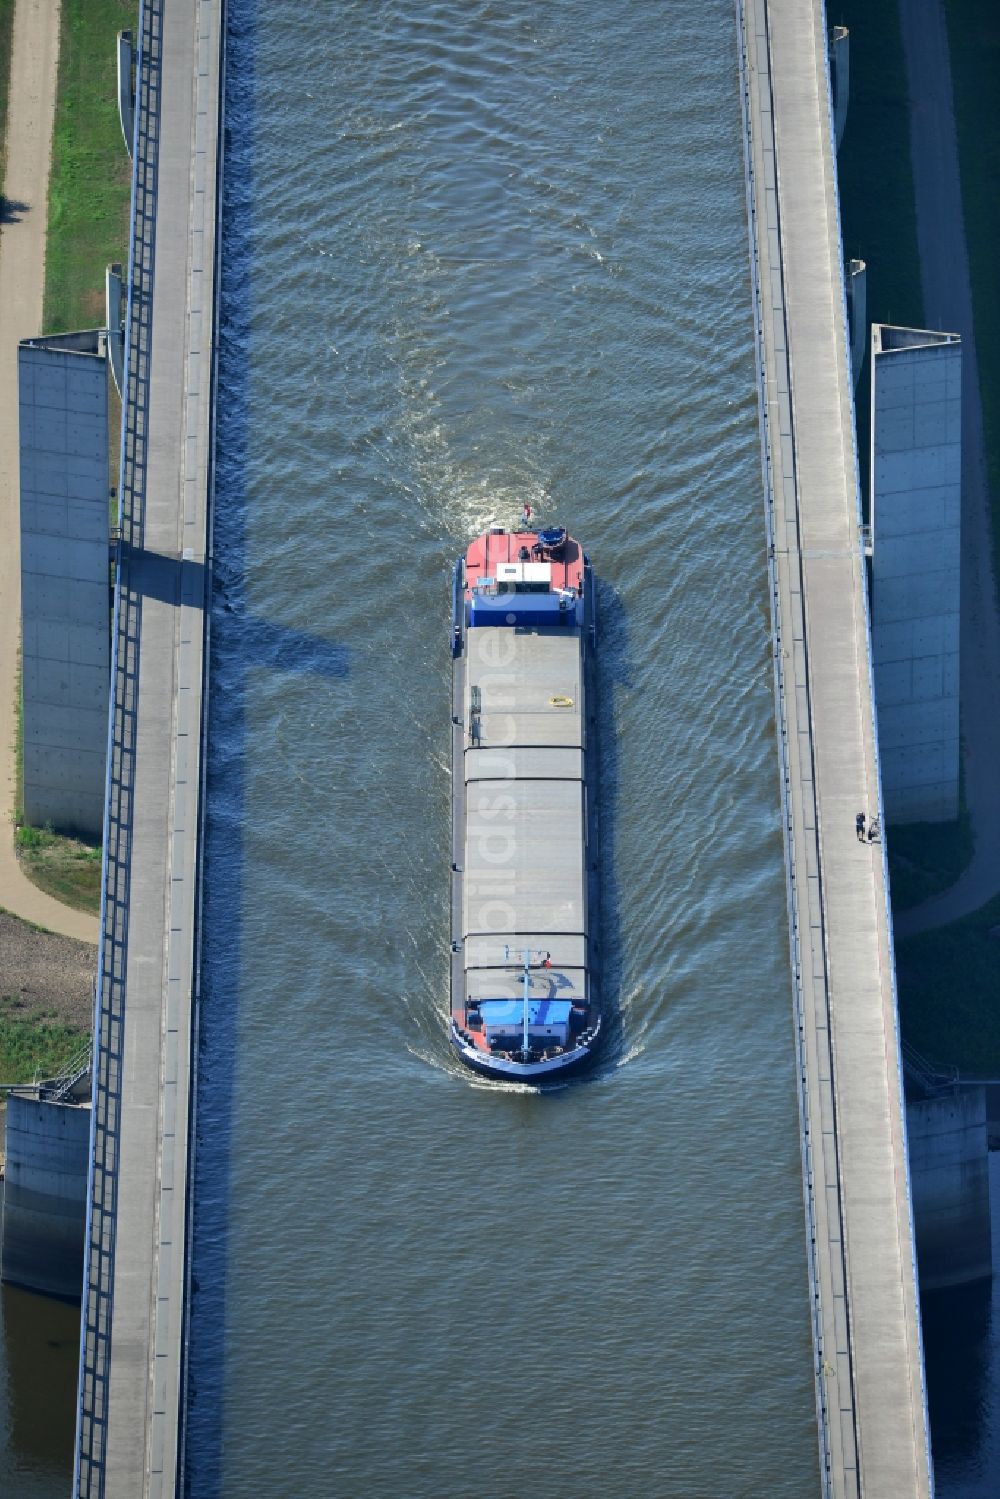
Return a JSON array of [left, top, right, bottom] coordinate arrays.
[[41, 1039, 94, 1102], [73, 2, 162, 1494], [901, 1039, 960, 1097]]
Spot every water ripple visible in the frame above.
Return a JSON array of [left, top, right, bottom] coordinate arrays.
[[185, 2, 819, 1495]]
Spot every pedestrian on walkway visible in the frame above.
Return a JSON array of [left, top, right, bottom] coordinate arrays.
[[856, 811, 866, 842], [867, 818, 880, 844]]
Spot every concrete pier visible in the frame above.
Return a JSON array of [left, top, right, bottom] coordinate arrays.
[[73, 0, 222, 1494], [908, 1087, 991, 1291], [845, 259, 866, 392], [737, 2, 933, 1495], [18, 332, 111, 840], [829, 25, 849, 151], [870, 324, 962, 826], [2, 1091, 91, 1302]]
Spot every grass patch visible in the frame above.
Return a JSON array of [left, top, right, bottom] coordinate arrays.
[[0, 1000, 85, 1086], [895, 895, 1000, 1073], [0, 0, 14, 201], [14, 823, 102, 914], [833, 0, 924, 511], [15, 651, 22, 820], [945, 0, 1000, 592], [42, 0, 136, 333]]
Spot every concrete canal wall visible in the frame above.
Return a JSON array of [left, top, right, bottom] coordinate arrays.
[[737, 1, 933, 1494], [18, 335, 111, 840], [870, 324, 962, 826]]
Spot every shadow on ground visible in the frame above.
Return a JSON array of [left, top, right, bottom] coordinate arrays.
[[0, 196, 30, 225]]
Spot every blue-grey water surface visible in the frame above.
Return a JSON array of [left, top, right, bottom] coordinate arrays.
[[182, 1, 820, 1494]]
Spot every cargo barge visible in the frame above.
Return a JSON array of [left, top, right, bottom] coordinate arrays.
[[449, 521, 601, 1081]]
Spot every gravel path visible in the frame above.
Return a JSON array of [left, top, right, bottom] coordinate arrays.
[[893, 0, 1000, 940], [0, 0, 97, 944]]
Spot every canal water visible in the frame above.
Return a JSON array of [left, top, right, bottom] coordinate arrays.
[[919, 1154, 1000, 1498], [181, 2, 818, 1493], [0, 1234, 79, 1499]]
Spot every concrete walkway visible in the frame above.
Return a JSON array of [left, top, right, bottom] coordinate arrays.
[[0, 0, 98, 945], [739, 2, 932, 1493], [74, 0, 221, 1491], [893, 0, 1000, 940]]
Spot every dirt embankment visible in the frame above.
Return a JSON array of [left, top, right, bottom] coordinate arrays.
[[0, 909, 95, 1029]]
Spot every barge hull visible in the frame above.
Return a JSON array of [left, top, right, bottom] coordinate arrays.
[[449, 529, 600, 1080]]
